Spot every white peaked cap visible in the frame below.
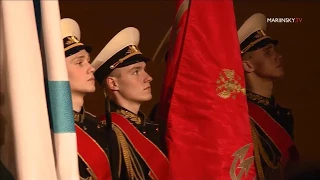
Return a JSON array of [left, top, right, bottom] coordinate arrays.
[[237, 13, 278, 54], [91, 27, 140, 70], [238, 13, 267, 44], [60, 18, 81, 40]]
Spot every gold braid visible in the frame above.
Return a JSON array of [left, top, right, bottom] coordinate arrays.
[[250, 120, 264, 180], [79, 176, 94, 180], [250, 118, 283, 179], [128, 143, 145, 180], [112, 124, 145, 180]]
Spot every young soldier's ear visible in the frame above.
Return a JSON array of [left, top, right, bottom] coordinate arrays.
[[242, 52, 254, 73], [242, 60, 254, 73], [106, 77, 119, 91]]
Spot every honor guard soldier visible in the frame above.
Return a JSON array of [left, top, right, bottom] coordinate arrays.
[[61, 18, 112, 180], [91, 27, 169, 180], [238, 13, 299, 179]]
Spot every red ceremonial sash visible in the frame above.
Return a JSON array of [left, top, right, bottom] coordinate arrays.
[[248, 101, 297, 165], [111, 112, 169, 180], [75, 124, 112, 180]]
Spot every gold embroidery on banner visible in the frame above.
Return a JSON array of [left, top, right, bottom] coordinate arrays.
[[216, 69, 246, 99], [116, 109, 141, 125], [229, 143, 255, 180]]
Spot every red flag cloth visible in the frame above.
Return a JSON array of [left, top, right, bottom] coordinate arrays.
[[157, 0, 257, 179]]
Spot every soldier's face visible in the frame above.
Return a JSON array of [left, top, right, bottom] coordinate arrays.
[[110, 62, 153, 103], [244, 44, 284, 79], [66, 50, 96, 95]]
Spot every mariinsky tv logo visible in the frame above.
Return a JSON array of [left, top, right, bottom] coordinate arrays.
[[267, 17, 303, 23]]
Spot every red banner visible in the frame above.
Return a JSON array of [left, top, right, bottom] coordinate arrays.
[[157, 0, 257, 179]]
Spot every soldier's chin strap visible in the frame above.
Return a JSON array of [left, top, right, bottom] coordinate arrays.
[[104, 90, 113, 170], [104, 95, 112, 129]]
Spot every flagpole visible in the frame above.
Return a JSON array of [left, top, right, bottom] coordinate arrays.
[[0, 1, 57, 179], [35, 0, 79, 179]]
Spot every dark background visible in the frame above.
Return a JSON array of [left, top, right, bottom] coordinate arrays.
[[60, 1, 320, 170]]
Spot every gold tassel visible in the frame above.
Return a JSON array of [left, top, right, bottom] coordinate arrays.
[[250, 118, 282, 180], [250, 120, 265, 180], [112, 124, 145, 180]]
